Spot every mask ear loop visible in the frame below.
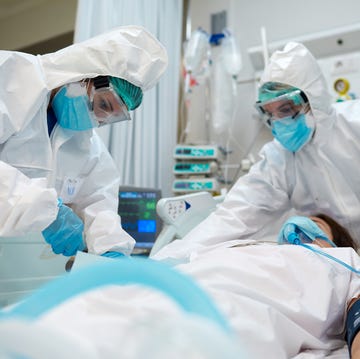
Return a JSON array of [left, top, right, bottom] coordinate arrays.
[[79, 78, 89, 89], [82, 79, 96, 111], [78, 79, 92, 102], [80, 79, 95, 113]]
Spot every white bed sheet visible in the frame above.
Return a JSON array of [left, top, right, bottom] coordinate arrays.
[[2, 239, 360, 358]]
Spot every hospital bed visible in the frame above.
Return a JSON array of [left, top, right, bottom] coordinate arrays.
[[0, 191, 354, 358], [0, 231, 352, 358], [0, 254, 244, 358], [0, 192, 354, 359], [0, 191, 221, 308], [0, 233, 68, 308]]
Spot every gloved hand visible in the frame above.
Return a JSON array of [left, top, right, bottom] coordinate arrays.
[[101, 251, 125, 259], [42, 199, 85, 256]]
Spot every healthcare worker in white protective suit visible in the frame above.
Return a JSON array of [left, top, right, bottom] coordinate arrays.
[[153, 41, 360, 261], [0, 25, 168, 257]]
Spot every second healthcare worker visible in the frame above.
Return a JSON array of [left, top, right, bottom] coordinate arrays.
[[153, 41, 360, 260], [0, 25, 168, 257]]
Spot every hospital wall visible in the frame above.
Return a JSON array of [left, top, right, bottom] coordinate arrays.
[[0, 0, 77, 53], [185, 0, 360, 185]]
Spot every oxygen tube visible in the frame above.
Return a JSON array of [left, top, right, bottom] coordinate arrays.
[[302, 243, 360, 274], [283, 223, 360, 275]]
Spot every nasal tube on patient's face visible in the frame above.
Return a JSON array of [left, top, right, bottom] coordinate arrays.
[[283, 224, 298, 244], [279, 217, 360, 275], [281, 223, 313, 245], [278, 216, 334, 246]]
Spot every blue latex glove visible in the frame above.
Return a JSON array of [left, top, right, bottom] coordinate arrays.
[[101, 251, 125, 259], [42, 199, 85, 256]]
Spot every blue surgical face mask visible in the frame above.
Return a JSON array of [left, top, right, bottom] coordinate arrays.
[[271, 114, 314, 152], [52, 83, 97, 131]]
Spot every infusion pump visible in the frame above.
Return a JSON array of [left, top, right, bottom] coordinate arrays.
[[173, 145, 220, 195], [173, 145, 219, 160]]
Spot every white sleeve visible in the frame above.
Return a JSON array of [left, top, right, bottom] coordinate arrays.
[[153, 143, 293, 261], [0, 161, 58, 236], [69, 136, 135, 256]]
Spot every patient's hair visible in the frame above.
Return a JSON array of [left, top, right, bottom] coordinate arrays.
[[315, 213, 358, 251]]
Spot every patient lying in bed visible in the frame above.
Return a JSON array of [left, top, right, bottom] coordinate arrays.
[[1, 214, 360, 359]]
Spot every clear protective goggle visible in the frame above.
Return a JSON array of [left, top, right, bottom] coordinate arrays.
[[255, 90, 309, 127], [90, 76, 131, 126]]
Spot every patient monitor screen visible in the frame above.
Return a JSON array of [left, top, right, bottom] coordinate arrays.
[[118, 187, 162, 250]]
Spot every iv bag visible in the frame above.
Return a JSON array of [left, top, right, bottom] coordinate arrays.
[[183, 28, 210, 92], [211, 58, 234, 135], [184, 28, 210, 73], [221, 30, 242, 77], [211, 30, 242, 135]]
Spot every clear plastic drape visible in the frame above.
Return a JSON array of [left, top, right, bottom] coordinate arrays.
[[74, 0, 182, 196]]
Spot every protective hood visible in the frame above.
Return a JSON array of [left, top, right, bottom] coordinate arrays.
[[0, 25, 168, 142], [40, 25, 168, 91], [260, 42, 334, 126]]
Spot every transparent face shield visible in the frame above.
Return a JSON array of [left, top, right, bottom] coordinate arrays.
[[255, 90, 309, 127], [90, 77, 131, 126], [51, 80, 131, 131]]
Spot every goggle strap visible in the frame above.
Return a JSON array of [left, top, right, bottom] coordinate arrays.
[[93, 76, 110, 90], [299, 91, 308, 103]]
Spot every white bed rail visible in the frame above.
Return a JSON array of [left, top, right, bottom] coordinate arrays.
[[150, 191, 224, 256]]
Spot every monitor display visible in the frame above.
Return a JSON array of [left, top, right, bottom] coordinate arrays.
[[118, 186, 162, 253]]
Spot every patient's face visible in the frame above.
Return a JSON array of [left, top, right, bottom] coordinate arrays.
[[309, 216, 333, 248]]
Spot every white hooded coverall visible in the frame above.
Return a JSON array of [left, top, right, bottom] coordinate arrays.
[[154, 41, 360, 260], [0, 25, 168, 255]]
